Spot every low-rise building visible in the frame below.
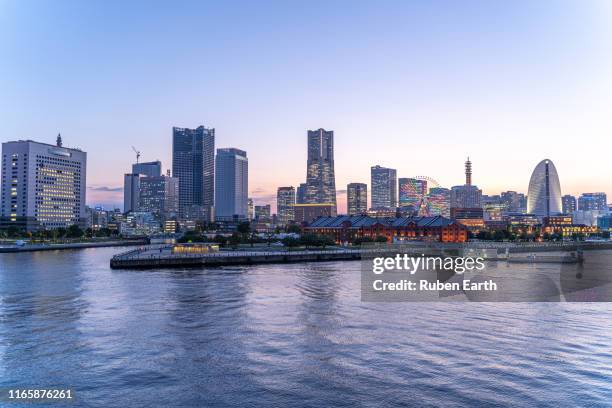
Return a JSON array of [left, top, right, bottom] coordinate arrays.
[[304, 215, 467, 243], [294, 203, 337, 224]]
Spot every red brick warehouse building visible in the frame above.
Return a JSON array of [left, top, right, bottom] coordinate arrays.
[[304, 215, 468, 243]]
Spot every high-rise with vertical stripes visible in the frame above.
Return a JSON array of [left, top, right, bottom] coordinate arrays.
[[304, 129, 336, 209], [172, 126, 215, 221]]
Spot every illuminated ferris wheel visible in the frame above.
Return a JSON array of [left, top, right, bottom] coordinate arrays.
[[410, 176, 443, 217], [411, 176, 440, 190]]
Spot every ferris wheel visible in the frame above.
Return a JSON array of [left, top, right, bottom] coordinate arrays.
[[411, 176, 441, 190], [409, 176, 443, 217]]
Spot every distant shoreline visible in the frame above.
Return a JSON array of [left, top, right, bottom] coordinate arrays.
[[0, 239, 148, 253]]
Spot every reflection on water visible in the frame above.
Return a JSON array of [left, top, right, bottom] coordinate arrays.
[[1, 248, 612, 407]]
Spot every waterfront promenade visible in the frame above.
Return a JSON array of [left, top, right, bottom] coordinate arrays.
[[0, 239, 148, 253]]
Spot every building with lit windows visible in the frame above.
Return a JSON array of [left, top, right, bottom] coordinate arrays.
[[247, 198, 254, 220], [450, 158, 482, 209], [132, 161, 161, 178], [294, 203, 336, 224], [562, 195, 577, 214], [139, 176, 179, 220], [578, 193, 607, 211], [296, 183, 307, 204], [597, 215, 612, 232], [542, 216, 598, 237], [305, 215, 467, 243], [85, 206, 108, 231], [1, 137, 87, 231], [304, 129, 336, 208], [501, 191, 526, 213], [371, 165, 397, 209], [277, 186, 296, 225], [527, 159, 562, 219], [172, 126, 215, 221], [347, 183, 368, 215], [450, 207, 485, 230], [214, 148, 248, 220], [254, 204, 271, 222]]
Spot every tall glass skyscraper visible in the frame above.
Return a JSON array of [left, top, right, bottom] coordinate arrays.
[[296, 183, 307, 204], [123, 173, 140, 213], [139, 176, 179, 220], [304, 129, 336, 207], [277, 186, 296, 225], [347, 183, 367, 215], [527, 159, 562, 218], [371, 165, 397, 209], [172, 126, 215, 220], [214, 148, 248, 219]]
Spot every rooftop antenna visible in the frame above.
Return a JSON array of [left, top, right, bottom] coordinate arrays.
[[56, 133, 63, 147], [131, 146, 141, 163]]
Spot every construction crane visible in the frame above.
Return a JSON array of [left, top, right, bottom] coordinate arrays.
[[131, 146, 141, 163]]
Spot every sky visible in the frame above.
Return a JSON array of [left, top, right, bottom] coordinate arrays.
[[1, 0, 612, 212]]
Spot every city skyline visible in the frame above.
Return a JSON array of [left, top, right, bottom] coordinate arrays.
[[2, 1, 612, 211]]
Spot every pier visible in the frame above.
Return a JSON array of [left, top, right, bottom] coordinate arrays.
[[109, 241, 612, 269], [110, 246, 364, 269]]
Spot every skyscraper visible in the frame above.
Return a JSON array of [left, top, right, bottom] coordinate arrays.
[[578, 193, 607, 211], [123, 173, 140, 213], [304, 129, 336, 207], [1, 139, 87, 231], [139, 176, 179, 220], [214, 148, 248, 219], [347, 183, 367, 215], [132, 161, 162, 178], [501, 191, 525, 213], [172, 126, 215, 220], [527, 159, 562, 218], [254, 204, 271, 221], [277, 186, 296, 225], [562, 194, 577, 214], [296, 183, 307, 204], [371, 165, 397, 209]]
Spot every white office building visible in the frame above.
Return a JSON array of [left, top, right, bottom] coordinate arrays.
[[1, 138, 87, 231], [214, 148, 248, 220]]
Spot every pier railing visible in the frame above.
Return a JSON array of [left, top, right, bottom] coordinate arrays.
[[111, 241, 612, 263]]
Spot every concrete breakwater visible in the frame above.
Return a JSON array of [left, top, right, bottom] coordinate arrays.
[[110, 248, 363, 269], [0, 239, 148, 253], [109, 241, 612, 269]]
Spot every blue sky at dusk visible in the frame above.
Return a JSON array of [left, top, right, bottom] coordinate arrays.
[[1, 0, 611, 211]]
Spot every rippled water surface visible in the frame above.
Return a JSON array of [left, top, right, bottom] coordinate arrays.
[[1, 247, 612, 407]]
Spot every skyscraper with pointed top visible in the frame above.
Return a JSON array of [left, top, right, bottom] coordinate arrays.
[[304, 128, 336, 208]]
